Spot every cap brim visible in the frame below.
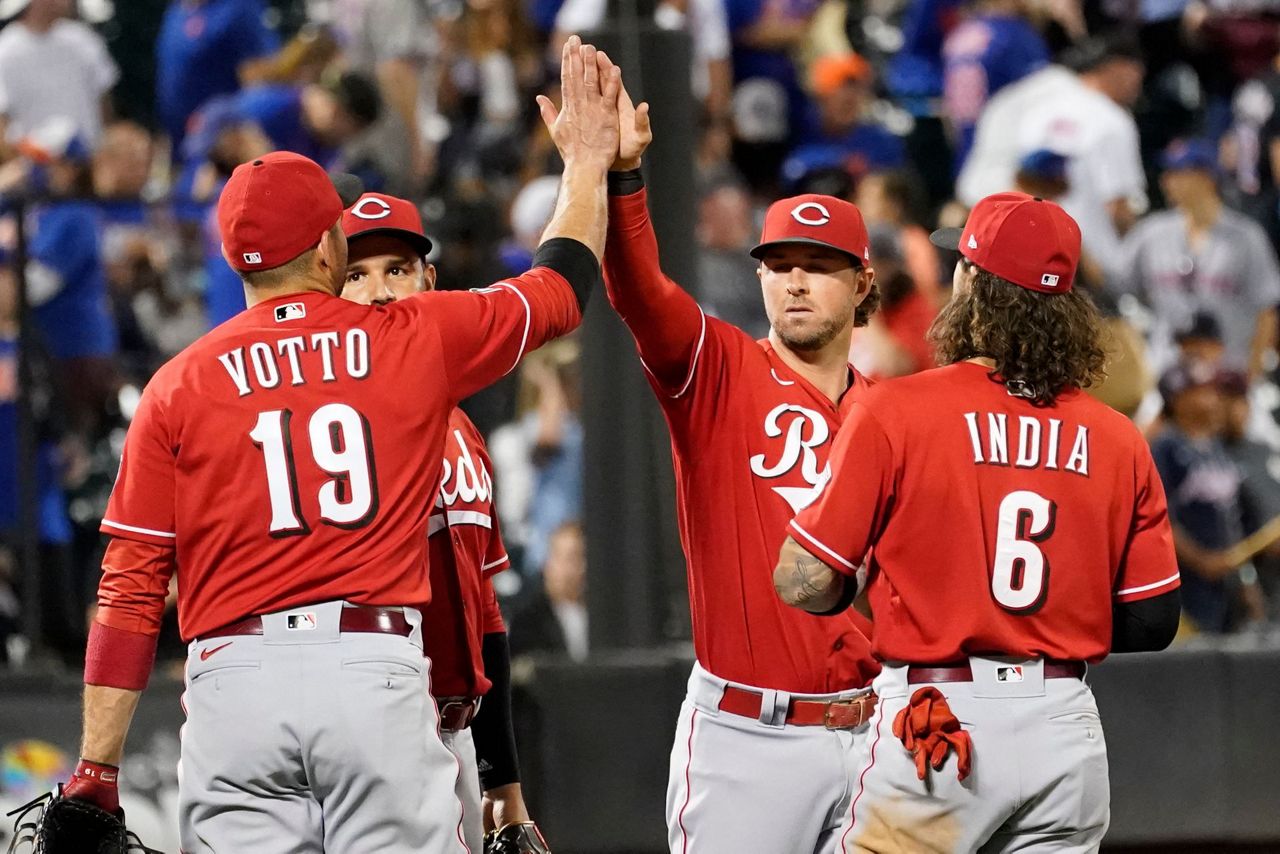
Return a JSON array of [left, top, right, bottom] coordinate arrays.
[[346, 226, 434, 258], [749, 237, 863, 265], [929, 227, 964, 250], [330, 173, 365, 209]]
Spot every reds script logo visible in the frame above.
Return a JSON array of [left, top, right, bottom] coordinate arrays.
[[429, 429, 495, 536], [749, 404, 832, 513]]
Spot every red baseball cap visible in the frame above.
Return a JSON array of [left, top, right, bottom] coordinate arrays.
[[341, 192, 434, 257], [217, 151, 364, 272], [750, 194, 871, 266], [930, 192, 1081, 293]]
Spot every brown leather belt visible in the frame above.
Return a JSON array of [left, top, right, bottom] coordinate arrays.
[[203, 605, 412, 640], [437, 696, 481, 732], [907, 660, 1086, 684], [718, 686, 878, 729]]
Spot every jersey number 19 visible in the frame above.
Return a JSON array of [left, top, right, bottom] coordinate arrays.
[[250, 403, 379, 536]]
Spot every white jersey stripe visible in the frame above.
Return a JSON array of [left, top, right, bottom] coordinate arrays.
[[788, 521, 858, 571], [1115, 571, 1180, 598], [102, 519, 177, 539]]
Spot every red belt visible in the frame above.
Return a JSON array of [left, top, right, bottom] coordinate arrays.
[[907, 660, 1086, 684], [202, 605, 412, 640], [437, 696, 481, 732], [718, 686, 877, 729]]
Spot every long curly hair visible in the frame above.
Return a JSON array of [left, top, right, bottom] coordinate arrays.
[[928, 264, 1108, 406]]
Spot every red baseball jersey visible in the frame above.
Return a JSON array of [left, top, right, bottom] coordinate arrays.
[[100, 270, 579, 641], [788, 361, 1180, 664], [605, 188, 879, 694], [422, 407, 510, 698]]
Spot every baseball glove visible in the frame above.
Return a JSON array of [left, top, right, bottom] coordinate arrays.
[[5, 788, 162, 854], [484, 821, 551, 854]]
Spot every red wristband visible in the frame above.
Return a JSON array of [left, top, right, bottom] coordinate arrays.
[[63, 759, 120, 813]]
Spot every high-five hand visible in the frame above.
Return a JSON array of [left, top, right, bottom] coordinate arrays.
[[613, 76, 652, 172], [537, 36, 622, 174]]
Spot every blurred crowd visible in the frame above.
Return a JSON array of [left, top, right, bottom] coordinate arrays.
[[0, 0, 1279, 669]]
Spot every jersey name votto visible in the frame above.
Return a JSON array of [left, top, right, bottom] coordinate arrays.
[[963, 410, 1091, 476], [217, 329, 372, 396]]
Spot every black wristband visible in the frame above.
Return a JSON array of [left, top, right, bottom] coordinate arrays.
[[472, 632, 521, 790], [607, 168, 645, 196], [532, 237, 598, 313], [811, 573, 858, 617]]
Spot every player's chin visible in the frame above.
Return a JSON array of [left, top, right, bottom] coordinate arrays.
[[775, 316, 835, 352]]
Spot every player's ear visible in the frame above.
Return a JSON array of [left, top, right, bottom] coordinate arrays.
[[854, 264, 875, 301], [421, 262, 438, 292]]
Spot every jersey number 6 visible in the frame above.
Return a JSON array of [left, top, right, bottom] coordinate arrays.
[[250, 403, 379, 536], [991, 490, 1057, 613]]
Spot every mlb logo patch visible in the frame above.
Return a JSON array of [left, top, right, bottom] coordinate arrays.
[[275, 302, 306, 322], [286, 612, 317, 631], [1041, 273, 1060, 288], [243, 252, 263, 265], [997, 665, 1024, 683]]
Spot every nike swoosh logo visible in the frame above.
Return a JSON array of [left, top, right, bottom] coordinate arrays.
[[199, 642, 233, 662]]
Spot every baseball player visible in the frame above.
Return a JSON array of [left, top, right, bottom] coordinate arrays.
[[63, 37, 617, 853], [776, 192, 1181, 852], [339, 192, 547, 854], [592, 81, 881, 853]]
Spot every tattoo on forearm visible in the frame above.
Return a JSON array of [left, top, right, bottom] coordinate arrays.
[[789, 555, 831, 606]]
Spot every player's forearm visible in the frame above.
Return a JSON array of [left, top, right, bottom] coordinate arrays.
[[541, 158, 609, 262], [603, 176, 707, 383], [472, 632, 521, 790], [774, 536, 848, 613], [80, 685, 142, 766]]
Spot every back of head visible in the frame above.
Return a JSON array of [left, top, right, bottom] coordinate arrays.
[[929, 192, 1107, 405], [217, 151, 363, 292]]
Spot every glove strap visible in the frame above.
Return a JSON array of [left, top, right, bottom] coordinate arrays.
[[64, 759, 121, 814]]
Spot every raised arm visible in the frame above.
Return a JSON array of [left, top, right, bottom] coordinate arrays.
[[603, 79, 713, 396]]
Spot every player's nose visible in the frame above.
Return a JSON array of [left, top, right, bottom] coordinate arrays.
[[786, 268, 808, 293]]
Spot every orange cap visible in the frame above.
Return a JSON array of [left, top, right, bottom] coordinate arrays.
[[810, 53, 872, 97]]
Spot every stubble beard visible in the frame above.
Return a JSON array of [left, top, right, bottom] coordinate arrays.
[[772, 313, 845, 353]]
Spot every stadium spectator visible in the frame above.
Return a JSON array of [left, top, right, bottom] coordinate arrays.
[[856, 168, 942, 303], [783, 53, 905, 190], [942, 0, 1049, 170], [0, 0, 119, 150], [1222, 56, 1280, 253], [154, 0, 279, 152], [1220, 369, 1280, 621], [490, 342, 583, 576], [0, 120, 117, 436], [1152, 360, 1249, 634], [1118, 138, 1280, 378], [848, 225, 936, 378], [695, 176, 768, 337], [230, 72, 382, 170], [958, 35, 1147, 276], [330, 0, 438, 191], [509, 521, 588, 662]]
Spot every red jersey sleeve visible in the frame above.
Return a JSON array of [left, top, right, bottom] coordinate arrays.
[[604, 188, 709, 397], [482, 579, 506, 635], [412, 266, 582, 402], [482, 511, 511, 577], [788, 402, 898, 576], [100, 381, 177, 546], [1114, 443, 1180, 603], [95, 537, 176, 636]]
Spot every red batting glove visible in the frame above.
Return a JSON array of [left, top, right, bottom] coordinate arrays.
[[892, 687, 974, 782], [62, 759, 121, 814]]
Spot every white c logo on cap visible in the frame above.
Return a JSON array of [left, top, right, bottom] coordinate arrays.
[[352, 197, 393, 220], [791, 202, 831, 227]]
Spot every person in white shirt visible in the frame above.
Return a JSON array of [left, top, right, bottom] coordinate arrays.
[[957, 35, 1146, 278], [0, 0, 119, 149]]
